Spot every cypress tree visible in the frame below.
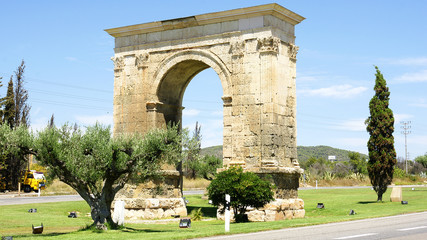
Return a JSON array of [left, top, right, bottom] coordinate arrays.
[[4, 78, 15, 128], [365, 66, 396, 202], [14, 60, 30, 127]]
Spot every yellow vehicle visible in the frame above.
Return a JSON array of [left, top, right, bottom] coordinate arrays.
[[21, 170, 46, 192]]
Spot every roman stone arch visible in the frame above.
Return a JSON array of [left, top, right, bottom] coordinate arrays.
[[106, 3, 306, 221]]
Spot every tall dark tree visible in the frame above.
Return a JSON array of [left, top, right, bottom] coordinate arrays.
[[3, 60, 31, 189], [14, 60, 31, 127], [48, 114, 55, 128], [0, 76, 4, 123], [3, 78, 15, 128], [365, 66, 396, 202]]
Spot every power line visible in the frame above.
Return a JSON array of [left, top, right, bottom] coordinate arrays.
[[31, 98, 111, 111], [29, 88, 111, 103], [26, 76, 113, 94]]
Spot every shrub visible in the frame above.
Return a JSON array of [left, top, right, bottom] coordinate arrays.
[[207, 167, 274, 221], [393, 166, 406, 178], [190, 208, 203, 221], [332, 162, 351, 178]]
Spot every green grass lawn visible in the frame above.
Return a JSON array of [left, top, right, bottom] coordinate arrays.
[[1, 187, 427, 239]]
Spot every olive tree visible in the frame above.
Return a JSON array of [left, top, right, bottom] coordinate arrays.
[[34, 123, 181, 230]]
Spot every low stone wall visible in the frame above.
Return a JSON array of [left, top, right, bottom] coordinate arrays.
[[217, 198, 305, 222]]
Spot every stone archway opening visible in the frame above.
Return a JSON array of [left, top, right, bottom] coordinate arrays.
[[180, 67, 224, 187], [156, 60, 222, 129]]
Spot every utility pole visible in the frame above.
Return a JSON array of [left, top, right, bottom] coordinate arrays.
[[401, 121, 411, 174]]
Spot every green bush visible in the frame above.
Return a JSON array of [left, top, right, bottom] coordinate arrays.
[[190, 208, 203, 221], [207, 167, 274, 221], [393, 166, 406, 178]]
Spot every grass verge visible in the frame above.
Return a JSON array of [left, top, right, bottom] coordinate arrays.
[[1, 187, 426, 239]]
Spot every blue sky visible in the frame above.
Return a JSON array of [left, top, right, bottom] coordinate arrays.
[[1, 0, 427, 160]]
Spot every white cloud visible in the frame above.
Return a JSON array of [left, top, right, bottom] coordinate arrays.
[[394, 69, 427, 82], [410, 99, 427, 108], [183, 108, 200, 117], [199, 119, 223, 148], [184, 119, 223, 148], [394, 113, 413, 123], [335, 137, 368, 154], [298, 84, 367, 98], [334, 118, 366, 132], [74, 114, 113, 126], [382, 57, 427, 66], [30, 117, 50, 132]]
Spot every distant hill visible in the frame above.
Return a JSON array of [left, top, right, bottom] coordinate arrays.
[[200, 145, 223, 159], [297, 145, 368, 162], [201, 145, 368, 162]]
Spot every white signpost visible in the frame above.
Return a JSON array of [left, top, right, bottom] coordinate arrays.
[[225, 194, 230, 232], [113, 200, 125, 226]]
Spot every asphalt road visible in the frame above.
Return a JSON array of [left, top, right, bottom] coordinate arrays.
[[0, 190, 203, 206], [0, 194, 83, 206], [195, 212, 427, 240]]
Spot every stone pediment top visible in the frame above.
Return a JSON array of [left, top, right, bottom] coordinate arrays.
[[105, 3, 305, 37]]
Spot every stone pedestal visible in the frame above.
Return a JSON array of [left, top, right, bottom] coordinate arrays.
[[390, 186, 402, 202], [112, 171, 187, 220]]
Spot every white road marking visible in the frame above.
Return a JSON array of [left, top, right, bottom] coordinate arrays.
[[334, 233, 378, 239], [397, 226, 427, 231]]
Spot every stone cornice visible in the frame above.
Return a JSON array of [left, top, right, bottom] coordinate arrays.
[[105, 3, 305, 37]]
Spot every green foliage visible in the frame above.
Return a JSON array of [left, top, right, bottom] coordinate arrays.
[[200, 145, 223, 159], [190, 208, 203, 221], [181, 124, 202, 179], [365, 66, 396, 201], [415, 153, 427, 168], [181, 124, 222, 180], [0, 124, 34, 189], [3, 78, 15, 128], [34, 123, 182, 229], [393, 166, 406, 178], [349, 151, 368, 175], [196, 155, 222, 180], [207, 167, 274, 219]]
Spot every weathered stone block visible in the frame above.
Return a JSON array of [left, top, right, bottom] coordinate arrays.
[[264, 210, 277, 222], [175, 207, 188, 217], [247, 210, 265, 222], [146, 199, 160, 209], [284, 210, 293, 220], [293, 209, 305, 219], [390, 186, 402, 202], [275, 211, 285, 221]]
